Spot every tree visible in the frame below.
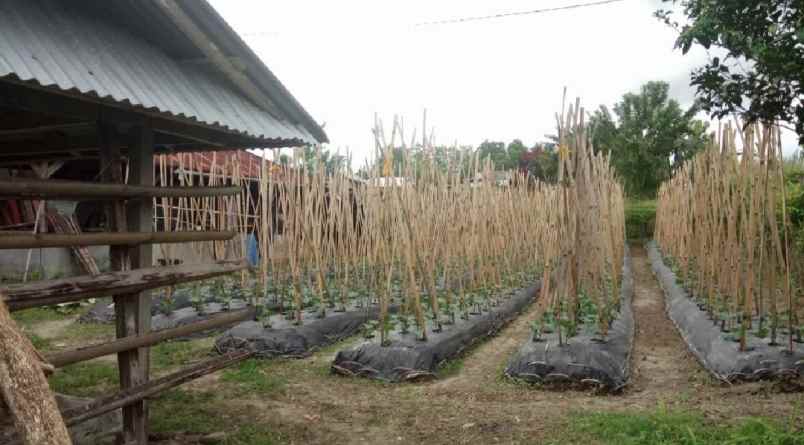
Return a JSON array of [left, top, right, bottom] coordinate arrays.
[[281, 146, 349, 175], [506, 139, 529, 169], [589, 81, 709, 197], [518, 144, 559, 183], [476, 140, 510, 169], [657, 1, 804, 144]]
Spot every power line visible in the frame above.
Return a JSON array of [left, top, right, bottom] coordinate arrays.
[[414, 0, 627, 27]]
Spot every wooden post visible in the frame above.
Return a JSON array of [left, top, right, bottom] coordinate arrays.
[[100, 122, 152, 445], [125, 124, 153, 444]]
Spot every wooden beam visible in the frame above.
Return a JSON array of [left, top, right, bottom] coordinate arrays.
[[46, 307, 255, 368], [1, 351, 253, 445], [0, 230, 236, 249], [117, 124, 152, 444], [0, 122, 94, 141], [0, 80, 277, 152], [3, 260, 249, 311], [62, 351, 252, 428], [0, 178, 241, 200]]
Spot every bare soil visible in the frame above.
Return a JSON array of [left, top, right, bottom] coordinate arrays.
[[161, 245, 804, 443]]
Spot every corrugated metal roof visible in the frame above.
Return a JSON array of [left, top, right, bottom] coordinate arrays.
[[0, 0, 319, 146]]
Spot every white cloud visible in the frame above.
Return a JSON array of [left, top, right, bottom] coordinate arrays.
[[211, 0, 800, 162]]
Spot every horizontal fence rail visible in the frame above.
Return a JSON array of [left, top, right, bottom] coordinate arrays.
[[46, 307, 255, 368], [0, 230, 236, 249], [3, 259, 249, 311], [0, 178, 240, 200]]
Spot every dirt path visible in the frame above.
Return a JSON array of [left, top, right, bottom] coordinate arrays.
[[172, 245, 803, 444], [626, 245, 704, 399]]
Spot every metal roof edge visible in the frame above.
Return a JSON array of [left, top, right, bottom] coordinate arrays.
[[181, 0, 328, 144]]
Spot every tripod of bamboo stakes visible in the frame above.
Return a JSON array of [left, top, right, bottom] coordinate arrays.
[[655, 121, 800, 353], [536, 94, 626, 344]]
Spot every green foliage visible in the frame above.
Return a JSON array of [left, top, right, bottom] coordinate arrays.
[[149, 390, 221, 434], [221, 359, 288, 395], [560, 408, 804, 445], [658, 1, 804, 145], [625, 199, 657, 240], [589, 82, 709, 197], [50, 362, 119, 397], [151, 339, 213, 370], [150, 390, 282, 443], [26, 332, 51, 351], [227, 425, 282, 445], [477, 140, 512, 169], [784, 159, 804, 254], [11, 307, 65, 328]]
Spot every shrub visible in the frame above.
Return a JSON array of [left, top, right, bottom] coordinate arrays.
[[625, 200, 656, 240]]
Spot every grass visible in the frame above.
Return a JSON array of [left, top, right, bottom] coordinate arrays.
[[49, 361, 119, 397], [11, 306, 66, 328], [221, 358, 288, 395], [625, 199, 657, 240], [61, 321, 115, 342], [149, 390, 222, 434], [436, 357, 465, 378], [151, 338, 214, 370], [150, 389, 283, 444], [553, 408, 804, 445]]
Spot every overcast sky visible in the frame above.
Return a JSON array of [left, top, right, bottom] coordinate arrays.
[[209, 0, 799, 163]]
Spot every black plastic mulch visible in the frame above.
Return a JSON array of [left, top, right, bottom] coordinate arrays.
[[648, 241, 804, 382], [504, 249, 635, 391], [330, 284, 540, 382], [215, 304, 386, 358]]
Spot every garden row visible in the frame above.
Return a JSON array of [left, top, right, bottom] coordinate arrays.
[[653, 122, 804, 382]]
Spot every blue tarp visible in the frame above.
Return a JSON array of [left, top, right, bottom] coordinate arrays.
[[246, 233, 260, 267]]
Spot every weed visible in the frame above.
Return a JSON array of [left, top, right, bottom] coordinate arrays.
[[553, 408, 804, 445], [151, 339, 213, 370], [221, 359, 288, 395], [49, 362, 118, 397]]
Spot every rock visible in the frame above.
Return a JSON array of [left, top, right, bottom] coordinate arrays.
[[56, 394, 121, 445]]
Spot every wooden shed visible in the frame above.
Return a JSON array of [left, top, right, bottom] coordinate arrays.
[[0, 0, 325, 443]]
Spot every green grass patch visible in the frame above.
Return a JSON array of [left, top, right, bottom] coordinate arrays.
[[625, 199, 656, 240], [221, 359, 288, 395], [151, 339, 214, 370], [149, 390, 221, 434], [556, 408, 804, 445], [150, 389, 283, 443], [227, 425, 283, 445], [61, 322, 115, 342], [437, 357, 465, 378], [11, 307, 66, 328], [49, 361, 118, 397], [27, 332, 52, 351]]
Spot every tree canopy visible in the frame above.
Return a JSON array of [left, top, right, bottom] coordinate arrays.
[[589, 81, 709, 197], [657, 0, 804, 144]]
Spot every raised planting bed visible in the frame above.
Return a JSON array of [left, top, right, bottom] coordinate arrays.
[[505, 250, 634, 391], [648, 241, 804, 382], [215, 302, 390, 358], [79, 277, 260, 324], [330, 284, 540, 382]]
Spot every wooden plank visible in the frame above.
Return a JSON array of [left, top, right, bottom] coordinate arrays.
[[46, 307, 255, 368], [63, 351, 252, 428], [0, 230, 236, 249], [0, 178, 240, 200], [3, 259, 249, 311], [117, 124, 152, 444], [0, 351, 252, 445]]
